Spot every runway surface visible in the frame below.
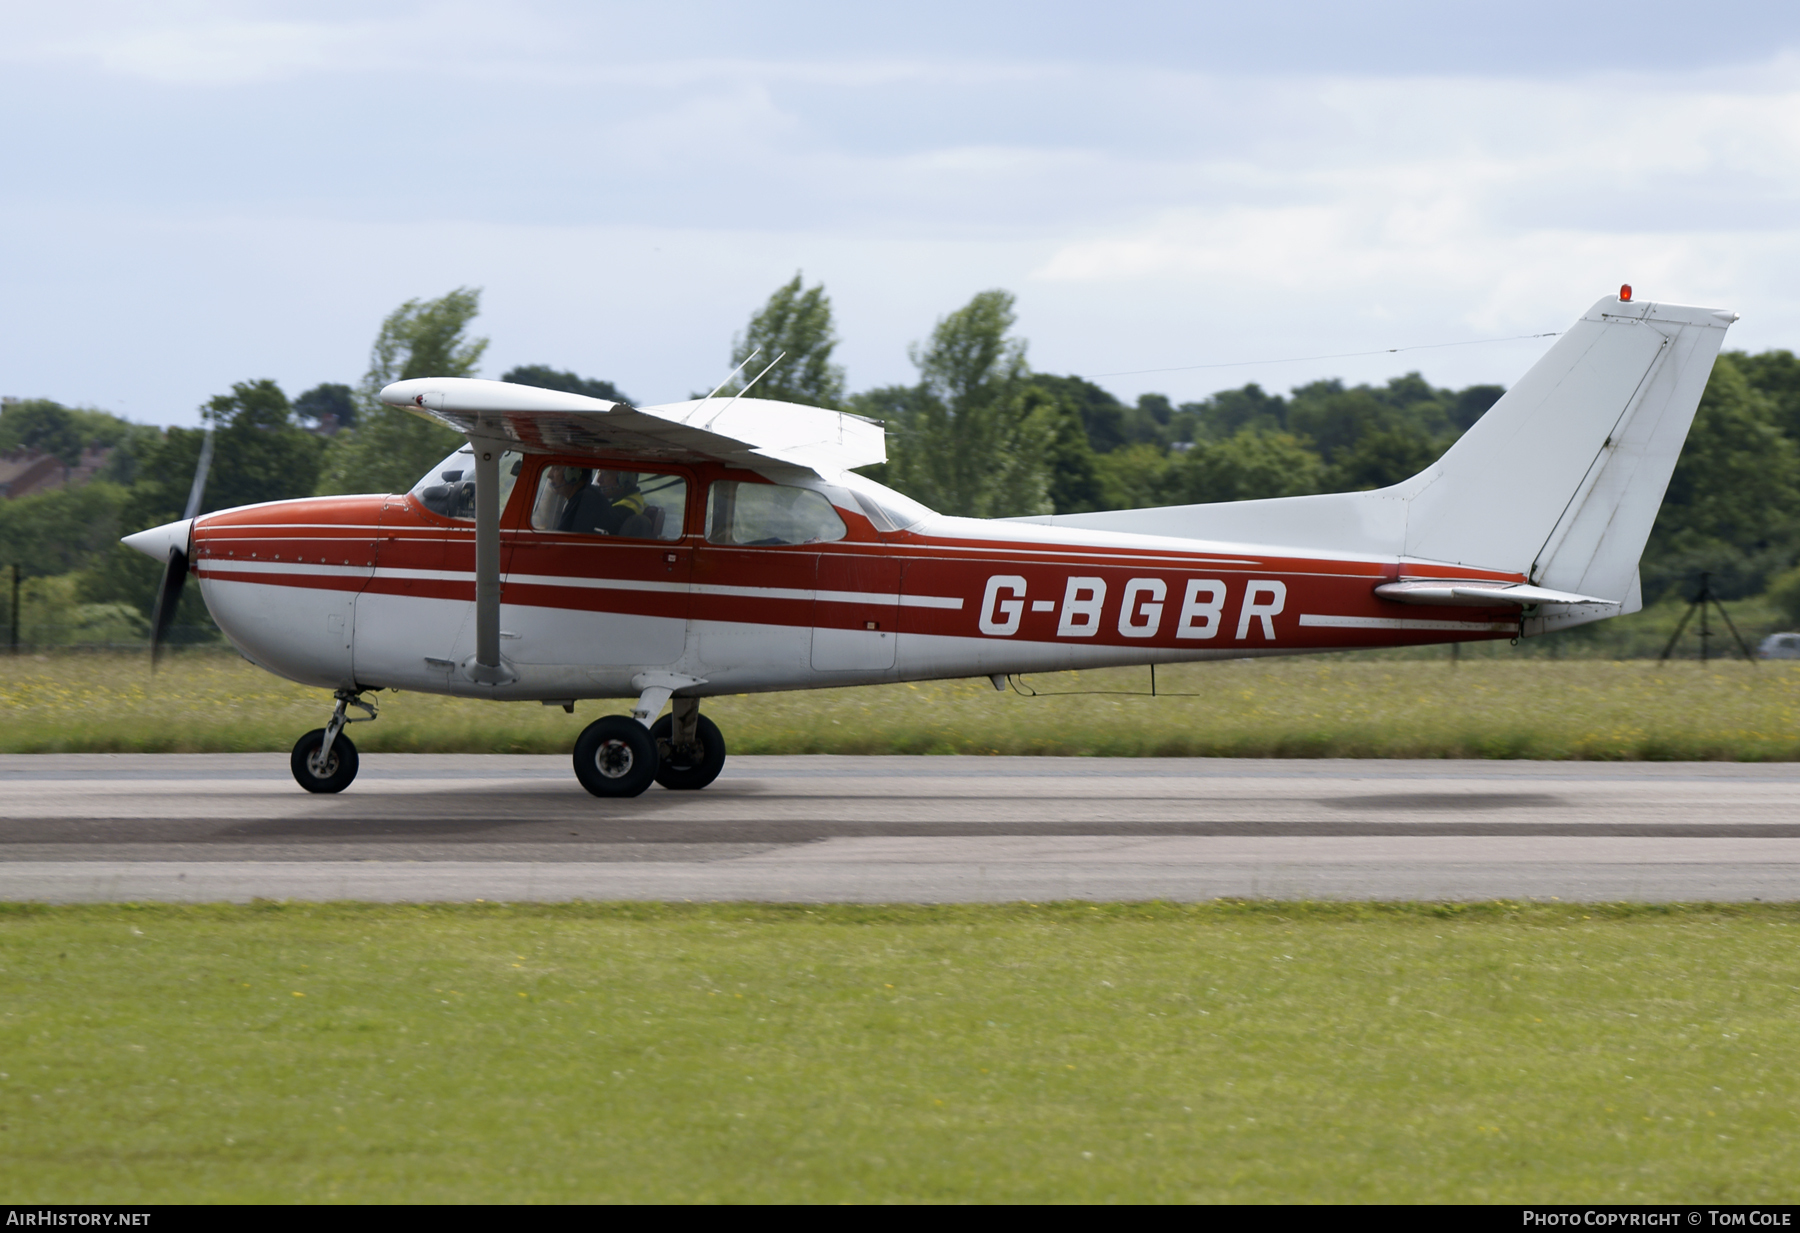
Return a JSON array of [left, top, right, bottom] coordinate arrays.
[[4, 754, 1800, 902]]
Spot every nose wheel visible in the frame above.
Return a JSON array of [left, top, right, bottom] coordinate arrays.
[[291, 727, 360, 793], [290, 690, 377, 793]]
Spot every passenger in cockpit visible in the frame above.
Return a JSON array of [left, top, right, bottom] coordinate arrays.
[[593, 470, 652, 538]]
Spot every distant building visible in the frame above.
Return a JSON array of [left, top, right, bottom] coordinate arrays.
[[0, 445, 114, 499]]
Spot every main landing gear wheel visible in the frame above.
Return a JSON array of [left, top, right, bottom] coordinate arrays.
[[650, 713, 727, 791], [573, 715, 659, 798], [291, 728, 359, 794]]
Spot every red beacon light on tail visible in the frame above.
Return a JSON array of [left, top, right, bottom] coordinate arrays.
[[1619, 284, 1633, 302]]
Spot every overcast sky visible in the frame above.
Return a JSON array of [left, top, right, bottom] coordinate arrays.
[[4, 0, 1799, 426]]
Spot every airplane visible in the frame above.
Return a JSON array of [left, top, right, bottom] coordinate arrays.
[[123, 288, 1735, 797]]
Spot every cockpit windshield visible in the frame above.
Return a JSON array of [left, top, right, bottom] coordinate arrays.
[[409, 446, 523, 521]]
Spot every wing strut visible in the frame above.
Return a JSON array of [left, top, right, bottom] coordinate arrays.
[[466, 437, 514, 685]]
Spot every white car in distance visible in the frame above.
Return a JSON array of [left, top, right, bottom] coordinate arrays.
[[1758, 633, 1800, 659]]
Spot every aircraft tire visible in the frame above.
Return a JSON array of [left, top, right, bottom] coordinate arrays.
[[573, 715, 659, 798], [290, 728, 359, 794], [649, 713, 727, 791]]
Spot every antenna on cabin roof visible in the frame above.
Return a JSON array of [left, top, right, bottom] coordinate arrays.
[[705, 351, 786, 429], [684, 347, 761, 424]]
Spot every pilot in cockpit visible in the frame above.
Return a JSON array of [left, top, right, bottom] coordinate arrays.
[[547, 467, 597, 531]]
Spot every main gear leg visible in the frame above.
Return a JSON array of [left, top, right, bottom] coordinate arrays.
[[651, 697, 727, 791]]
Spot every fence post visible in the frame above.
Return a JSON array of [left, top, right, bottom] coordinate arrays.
[[9, 564, 18, 656]]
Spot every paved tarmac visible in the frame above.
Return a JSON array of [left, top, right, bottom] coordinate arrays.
[[4, 754, 1800, 902]]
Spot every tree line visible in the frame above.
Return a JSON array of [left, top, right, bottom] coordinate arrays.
[[3, 275, 1799, 643]]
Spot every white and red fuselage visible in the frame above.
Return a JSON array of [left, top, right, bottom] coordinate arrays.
[[188, 460, 1522, 702]]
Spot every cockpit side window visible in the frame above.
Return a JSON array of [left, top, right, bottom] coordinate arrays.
[[410, 446, 523, 522], [530, 467, 687, 541]]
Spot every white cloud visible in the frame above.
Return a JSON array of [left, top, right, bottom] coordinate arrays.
[[1030, 67, 1800, 373], [69, 20, 373, 85], [0, 2, 555, 86], [4, 8, 1800, 419]]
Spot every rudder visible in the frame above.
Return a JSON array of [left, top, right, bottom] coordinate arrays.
[[1400, 294, 1735, 600]]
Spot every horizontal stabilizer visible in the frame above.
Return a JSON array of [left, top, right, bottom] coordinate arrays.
[[1374, 580, 1611, 608], [380, 378, 885, 475]]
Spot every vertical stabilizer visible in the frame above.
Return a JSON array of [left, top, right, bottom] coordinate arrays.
[[1400, 295, 1734, 598]]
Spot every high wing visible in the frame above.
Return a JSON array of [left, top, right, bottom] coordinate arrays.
[[379, 377, 884, 477]]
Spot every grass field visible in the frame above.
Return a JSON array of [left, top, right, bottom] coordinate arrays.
[[1, 901, 1794, 1203], [4, 650, 1800, 759]]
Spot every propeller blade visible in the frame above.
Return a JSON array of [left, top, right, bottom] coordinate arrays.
[[147, 417, 211, 671], [182, 421, 215, 521], [148, 547, 189, 670]]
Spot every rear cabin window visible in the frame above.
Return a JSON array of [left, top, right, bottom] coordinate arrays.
[[531, 467, 686, 541], [705, 480, 847, 546]]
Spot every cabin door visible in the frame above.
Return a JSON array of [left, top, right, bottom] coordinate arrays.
[[501, 464, 694, 667]]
